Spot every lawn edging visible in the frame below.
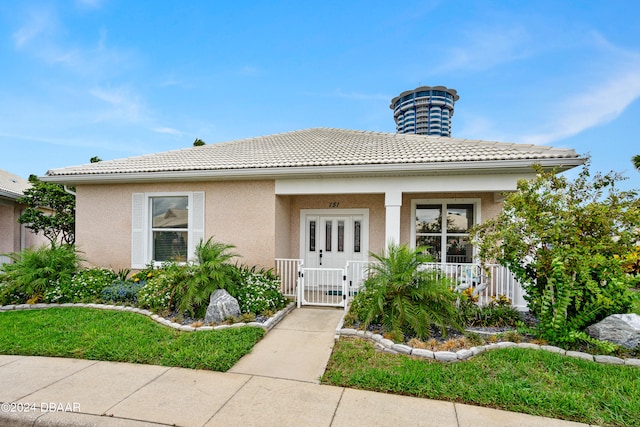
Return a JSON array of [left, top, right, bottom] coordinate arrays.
[[0, 301, 296, 332], [334, 315, 640, 367]]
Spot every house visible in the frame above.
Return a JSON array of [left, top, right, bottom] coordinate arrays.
[[42, 128, 584, 308], [0, 170, 50, 264]]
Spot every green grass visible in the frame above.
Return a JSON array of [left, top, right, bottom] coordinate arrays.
[[322, 338, 640, 427], [0, 308, 264, 371]]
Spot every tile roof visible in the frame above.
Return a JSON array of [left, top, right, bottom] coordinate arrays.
[[0, 169, 30, 199], [45, 127, 581, 178]]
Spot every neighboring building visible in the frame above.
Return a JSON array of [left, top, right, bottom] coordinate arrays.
[[390, 86, 459, 137], [0, 170, 49, 263]]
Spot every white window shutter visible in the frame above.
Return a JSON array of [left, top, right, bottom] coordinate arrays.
[[189, 191, 205, 261], [131, 193, 146, 269]]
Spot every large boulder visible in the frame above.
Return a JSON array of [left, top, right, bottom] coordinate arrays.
[[204, 289, 241, 324], [586, 314, 640, 349]]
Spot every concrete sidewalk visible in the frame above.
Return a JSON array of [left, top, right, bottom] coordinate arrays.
[[0, 307, 596, 427]]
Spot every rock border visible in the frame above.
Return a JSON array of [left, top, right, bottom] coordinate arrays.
[[333, 312, 640, 367], [0, 301, 296, 332]]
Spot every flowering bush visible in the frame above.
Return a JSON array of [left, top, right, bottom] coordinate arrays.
[[44, 268, 117, 303], [137, 263, 191, 313], [235, 268, 288, 315], [101, 280, 143, 304]]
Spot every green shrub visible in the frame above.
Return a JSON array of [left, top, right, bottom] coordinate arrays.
[[101, 279, 143, 304], [44, 267, 117, 303], [235, 266, 288, 315], [173, 238, 239, 317], [358, 243, 461, 340], [460, 294, 522, 328], [0, 244, 81, 304], [137, 263, 191, 314]]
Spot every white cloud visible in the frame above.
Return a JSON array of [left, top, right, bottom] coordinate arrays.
[[431, 25, 532, 74], [90, 86, 146, 122], [12, 7, 56, 49], [152, 127, 183, 136]]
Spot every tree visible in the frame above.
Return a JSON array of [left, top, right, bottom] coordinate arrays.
[[471, 161, 640, 345], [193, 138, 205, 146], [633, 154, 640, 172], [17, 175, 76, 245], [90, 156, 102, 163]]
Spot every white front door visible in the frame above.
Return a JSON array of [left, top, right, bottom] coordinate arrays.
[[301, 209, 369, 269]]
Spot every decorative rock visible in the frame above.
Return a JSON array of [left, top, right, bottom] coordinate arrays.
[[586, 313, 640, 349], [246, 322, 262, 327], [340, 328, 357, 336], [382, 347, 398, 354], [411, 348, 434, 359], [456, 349, 474, 360], [470, 346, 486, 356], [391, 344, 412, 355], [379, 338, 395, 348], [565, 351, 594, 362], [625, 358, 640, 367], [496, 341, 516, 349], [204, 289, 241, 324], [197, 326, 214, 331], [541, 345, 566, 355], [594, 355, 624, 365], [517, 343, 541, 350], [434, 351, 458, 362], [355, 330, 367, 338], [2, 305, 15, 310], [214, 324, 231, 330], [371, 334, 383, 342]]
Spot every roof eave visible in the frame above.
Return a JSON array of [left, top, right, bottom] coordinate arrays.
[[41, 157, 586, 185]]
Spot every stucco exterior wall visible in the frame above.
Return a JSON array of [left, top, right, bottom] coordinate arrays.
[[0, 201, 50, 262], [75, 180, 278, 271]]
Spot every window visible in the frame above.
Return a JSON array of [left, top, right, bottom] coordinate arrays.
[[131, 192, 204, 268], [415, 202, 475, 263]]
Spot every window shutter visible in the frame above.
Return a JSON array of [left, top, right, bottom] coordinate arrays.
[[131, 193, 146, 269], [189, 191, 205, 261]]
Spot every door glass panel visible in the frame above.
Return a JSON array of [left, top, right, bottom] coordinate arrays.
[[416, 205, 441, 233], [447, 204, 473, 232], [337, 220, 344, 252], [309, 220, 316, 252], [325, 220, 332, 252], [354, 220, 361, 253]]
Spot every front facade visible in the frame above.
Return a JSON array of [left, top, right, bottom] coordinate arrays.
[[43, 128, 583, 307]]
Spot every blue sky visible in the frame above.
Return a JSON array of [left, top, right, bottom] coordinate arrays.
[[1, 0, 639, 189]]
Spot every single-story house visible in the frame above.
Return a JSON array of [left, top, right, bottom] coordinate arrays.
[[42, 128, 584, 308], [0, 170, 50, 264]]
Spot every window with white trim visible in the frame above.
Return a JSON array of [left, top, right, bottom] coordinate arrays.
[[131, 192, 204, 268], [414, 202, 475, 263]]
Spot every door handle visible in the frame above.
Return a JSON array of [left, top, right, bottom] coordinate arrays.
[[319, 249, 323, 266]]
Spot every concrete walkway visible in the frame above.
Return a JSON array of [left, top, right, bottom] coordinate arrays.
[[0, 307, 597, 427]]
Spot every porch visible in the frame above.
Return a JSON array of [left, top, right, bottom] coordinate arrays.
[[274, 258, 528, 311]]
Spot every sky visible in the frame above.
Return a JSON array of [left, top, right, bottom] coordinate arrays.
[[1, 0, 639, 190]]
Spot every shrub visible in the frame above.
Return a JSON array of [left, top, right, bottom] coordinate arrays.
[[460, 294, 522, 328], [235, 266, 288, 315], [173, 238, 239, 317], [44, 267, 117, 303], [471, 162, 640, 345], [137, 263, 191, 314], [0, 244, 81, 304], [101, 279, 143, 304], [358, 243, 461, 340]]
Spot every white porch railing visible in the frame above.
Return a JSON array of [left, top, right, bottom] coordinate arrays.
[[274, 259, 528, 311], [0, 255, 11, 266]]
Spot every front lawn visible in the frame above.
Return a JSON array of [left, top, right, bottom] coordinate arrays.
[[0, 308, 264, 371], [322, 338, 640, 427]]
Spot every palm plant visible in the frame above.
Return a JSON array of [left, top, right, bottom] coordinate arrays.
[[361, 243, 461, 340], [633, 154, 640, 172], [174, 238, 239, 317], [0, 244, 81, 304]]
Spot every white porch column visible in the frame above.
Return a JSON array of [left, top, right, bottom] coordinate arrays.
[[385, 190, 402, 247]]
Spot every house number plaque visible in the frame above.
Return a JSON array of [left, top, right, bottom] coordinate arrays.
[[328, 202, 340, 208]]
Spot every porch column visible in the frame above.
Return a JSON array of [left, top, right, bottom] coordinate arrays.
[[385, 190, 402, 248]]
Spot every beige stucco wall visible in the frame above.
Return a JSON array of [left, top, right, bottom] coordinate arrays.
[[75, 180, 278, 271], [0, 201, 50, 259]]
